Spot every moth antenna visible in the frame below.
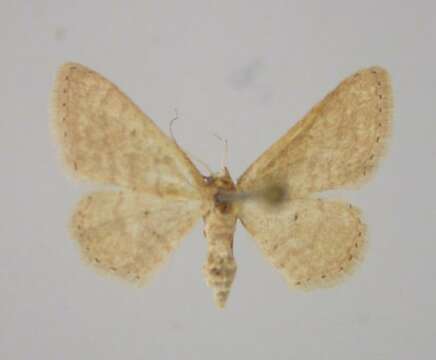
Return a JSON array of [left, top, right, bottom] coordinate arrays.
[[190, 154, 213, 175], [169, 110, 213, 175], [169, 108, 179, 141], [213, 133, 229, 169]]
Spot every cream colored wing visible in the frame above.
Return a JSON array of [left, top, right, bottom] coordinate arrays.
[[52, 63, 204, 198], [238, 67, 392, 197], [71, 191, 202, 284], [238, 199, 366, 289]]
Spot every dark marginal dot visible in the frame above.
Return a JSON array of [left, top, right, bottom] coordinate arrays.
[[110, 267, 117, 271], [62, 103, 66, 107], [376, 136, 380, 143], [296, 281, 301, 286], [378, 94, 383, 99], [378, 122, 382, 127], [339, 266, 344, 271], [348, 204, 352, 209], [294, 214, 299, 221], [63, 89, 67, 94], [358, 232, 362, 237], [379, 107, 383, 113], [94, 258, 100, 263], [371, 70, 377, 74], [65, 76, 69, 80], [348, 255, 353, 261], [144, 210, 149, 216], [64, 132, 67, 138], [321, 274, 326, 279], [377, 81, 382, 86], [130, 129, 137, 136], [355, 243, 359, 248], [73, 162, 78, 170], [370, 154, 375, 160]]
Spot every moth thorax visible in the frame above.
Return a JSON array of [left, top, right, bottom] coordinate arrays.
[[204, 167, 237, 213]]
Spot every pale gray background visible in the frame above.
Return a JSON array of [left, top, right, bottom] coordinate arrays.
[[1, 1, 435, 359]]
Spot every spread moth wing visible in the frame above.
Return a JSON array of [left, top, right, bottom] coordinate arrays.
[[72, 191, 202, 284], [238, 199, 366, 289], [52, 63, 204, 198], [237, 67, 392, 289], [237, 67, 393, 197]]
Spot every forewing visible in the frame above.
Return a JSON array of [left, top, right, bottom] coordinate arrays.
[[238, 67, 392, 197], [238, 199, 366, 289], [71, 191, 202, 284], [52, 63, 204, 198]]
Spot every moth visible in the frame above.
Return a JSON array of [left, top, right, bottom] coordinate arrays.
[[52, 63, 392, 308]]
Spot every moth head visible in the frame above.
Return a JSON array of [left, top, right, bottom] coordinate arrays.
[[203, 167, 236, 192]]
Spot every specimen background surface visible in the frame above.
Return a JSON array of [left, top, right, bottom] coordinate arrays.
[[1, 1, 435, 359]]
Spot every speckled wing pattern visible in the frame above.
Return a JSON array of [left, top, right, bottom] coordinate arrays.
[[238, 67, 392, 289], [72, 191, 202, 284], [52, 63, 204, 199], [239, 200, 366, 289], [238, 67, 392, 197], [52, 63, 205, 284]]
